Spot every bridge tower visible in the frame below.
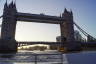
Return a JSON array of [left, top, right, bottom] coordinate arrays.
[[1, 1, 17, 40], [0, 1, 17, 53], [58, 9, 77, 52], [60, 8, 74, 42]]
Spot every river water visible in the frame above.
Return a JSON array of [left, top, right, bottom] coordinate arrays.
[[0, 50, 96, 64]]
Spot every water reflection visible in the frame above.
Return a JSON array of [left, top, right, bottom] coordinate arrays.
[[0, 53, 17, 64], [0, 54, 15, 58], [0, 62, 13, 64], [0, 50, 64, 64], [0, 56, 14, 64]]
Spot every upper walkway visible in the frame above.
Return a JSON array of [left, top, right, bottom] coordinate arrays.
[[17, 12, 65, 24]]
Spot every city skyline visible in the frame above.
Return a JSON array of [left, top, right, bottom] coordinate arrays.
[[0, 0, 96, 41]]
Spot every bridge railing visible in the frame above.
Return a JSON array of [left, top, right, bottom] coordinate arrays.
[[0, 53, 64, 64]]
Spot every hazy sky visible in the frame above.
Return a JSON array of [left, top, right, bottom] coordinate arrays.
[[0, 0, 96, 42]]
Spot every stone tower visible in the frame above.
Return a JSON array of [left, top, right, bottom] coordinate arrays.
[[60, 8, 74, 42], [0, 1, 17, 53], [1, 1, 17, 40]]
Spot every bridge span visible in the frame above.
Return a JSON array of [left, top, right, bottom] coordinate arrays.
[[17, 12, 64, 24]]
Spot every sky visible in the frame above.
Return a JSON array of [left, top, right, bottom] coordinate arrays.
[[0, 0, 96, 42]]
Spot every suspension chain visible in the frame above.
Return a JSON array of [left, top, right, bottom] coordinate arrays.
[[74, 21, 96, 40]]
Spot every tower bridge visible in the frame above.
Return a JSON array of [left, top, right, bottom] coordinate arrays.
[[0, 1, 96, 53]]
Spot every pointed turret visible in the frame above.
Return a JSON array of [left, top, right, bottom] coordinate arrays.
[[14, 0, 16, 4], [13, 0, 17, 13], [64, 8, 68, 13], [62, 8, 70, 18], [9, 1, 14, 8], [70, 10, 73, 20], [4, 0, 8, 10], [13, 1, 16, 9], [60, 13, 62, 18], [70, 10, 73, 16], [3, 0, 8, 15]]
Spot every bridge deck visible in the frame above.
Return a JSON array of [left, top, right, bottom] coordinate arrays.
[[18, 42, 62, 45], [18, 41, 96, 48]]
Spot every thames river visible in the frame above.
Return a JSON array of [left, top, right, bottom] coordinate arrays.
[[0, 50, 96, 64]]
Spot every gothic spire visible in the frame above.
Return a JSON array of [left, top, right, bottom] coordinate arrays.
[[60, 13, 62, 18], [14, 0, 16, 4], [10, 0, 14, 5], [9, 0, 14, 8], [4, 0, 8, 8], [70, 9, 73, 15], [5, 0, 7, 4], [13, 0, 16, 7], [13, 0, 17, 12], [64, 8, 68, 13], [4, 0, 8, 11]]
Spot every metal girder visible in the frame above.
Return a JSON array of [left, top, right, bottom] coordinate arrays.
[[17, 12, 65, 24], [17, 17, 63, 24]]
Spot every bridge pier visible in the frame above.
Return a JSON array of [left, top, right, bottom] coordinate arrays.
[[0, 39, 17, 53]]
